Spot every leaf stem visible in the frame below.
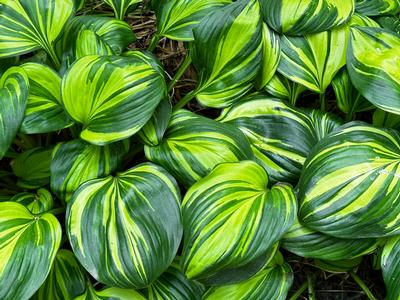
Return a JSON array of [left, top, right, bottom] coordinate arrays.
[[168, 55, 192, 92], [173, 90, 196, 111], [48, 207, 66, 216], [307, 273, 316, 300], [288, 281, 308, 300], [148, 33, 161, 52], [320, 92, 326, 112], [350, 272, 377, 300]]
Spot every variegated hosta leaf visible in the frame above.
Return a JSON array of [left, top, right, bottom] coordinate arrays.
[[0, 0, 74, 67], [377, 16, 400, 34], [138, 100, 171, 147], [74, 0, 85, 10], [373, 109, 400, 130], [299, 123, 400, 238], [0, 202, 62, 300], [181, 161, 297, 283], [145, 259, 205, 300], [33, 249, 87, 300], [278, 24, 349, 93], [145, 109, 253, 187], [381, 235, 400, 300], [151, 0, 230, 41], [75, 285, 145, 300], [0, 66, 29, 159], [256, 23, 280, 90], [356, 0, 400, 16], [12, 147, 52, 189], [282, 219, 378, 261], [314, 257, 363, 273], [260, 0, 355, 36], [67, 163, 182, 288], [349, 13, 381, 27], [11, 188, 53, 214], [265, 73, 307, 106], [189, 0, 262, 108], [105, 0, 141, 20], [50, 139, 128, 202], [217, 95, 342, 184], [203, 253, 293, 300], [20, 63, 72, 134], [75, 30, 114, 59], [332, 68, 374, 115], [347, 27, 400, 114], [61, 54, 166, 145]]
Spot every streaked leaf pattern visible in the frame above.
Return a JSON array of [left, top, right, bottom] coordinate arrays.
[[373, 109, 400, 130], [299, 123, 400, 238], [189, 0, 262, 108], [0, 66, 29, 159], [61, 54, 166, 145], [0, 202, 61, 300], [20, 62, 72, 134], [347, 27, 400, 114], [218, 95, 342, 184], [356, 0, 400, 16], [145, 109, 253, 187], [67, 163, 182, 288], [314, 257, 363, 273], [75, 284, 146, 300], [265, 73, 307, 106], [50, 139, 128, 202], [11, 188, 53, 214], [105, 0, 141, 20], [260, 0, 355, 36], [75, 30, 114, 59], [381, 235, 400, 300], [181, 161, 297, 283], [377, 15, 400, 34]]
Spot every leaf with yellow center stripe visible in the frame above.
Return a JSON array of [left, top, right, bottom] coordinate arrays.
[[105, 0, 141, 20], [282, 218, 379, 261], [347, 27, 400, 114], [189, 0, 262, 108], [203, 252, 293, 300], [66, 162, 182, 288], [11, 188, 53, 214], [151, 0, 230, 41], [260, 0, 355, 36], [181, 160, 297, 284], [0, 202, 62, 300], [61, 53, 166, 145], [356, 0, 400, 16], [299, 122, 400, 238], [217, 94, 342, 185], [265, 74, 307, 106], [381, 235, 400, 300], [33, 249, 87, 300], [50, 139, 128, 202], [144, 109, 253, 187], [75, 284, 145, 300], [20, 63, 73, 134], [0, 66, 29, 159], [278, 24, 349, 93]]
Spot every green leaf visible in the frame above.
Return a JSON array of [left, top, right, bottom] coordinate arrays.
[[217, 95, 342, 185], [138, 100, 171, 147], [0, 0, 75, 68], [282, 219, 378, 260], [145, 109, 253, 187], [33, 249, 87, 300], [75, 285, 145, 300], [189, 0, 263, 108], [0, 66, 29, 159], [373, 108, 400, 130], [75, 29, 114, 59], [74, 0, 85, 10], [12, 147, 52, 189], [50, 139, 128, 202], [11, 188, 54, 214], [20, 63, 73, 134], [66, 163, 182, 288], [145, 259, 205, 300], [256, 23, 281, 90], [260, 0, 355, 36], [151, 0, 230, 41], [0, 202, 62, 300], [299, 122, 400, 238], [332, 68, 374, 115], [356, 0, 400, 16], [61, 53, 166, 145], [203, 254, 293, 300], [381, 235, 400, 300], [181, 160, 297, 283], [278, 24, 349, 93], [265, 73, 307, 106], [376, 16, 400, 34], [347, 27, 400, 114], [105, 0, 141, 20], [314, 257, 363, 273]]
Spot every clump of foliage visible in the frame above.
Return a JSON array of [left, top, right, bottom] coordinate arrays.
[[0, 0, 400, 299]]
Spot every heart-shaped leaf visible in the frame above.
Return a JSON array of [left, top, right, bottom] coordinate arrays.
[[356, 0, 400, 16], [11, 189, 53, 214]]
